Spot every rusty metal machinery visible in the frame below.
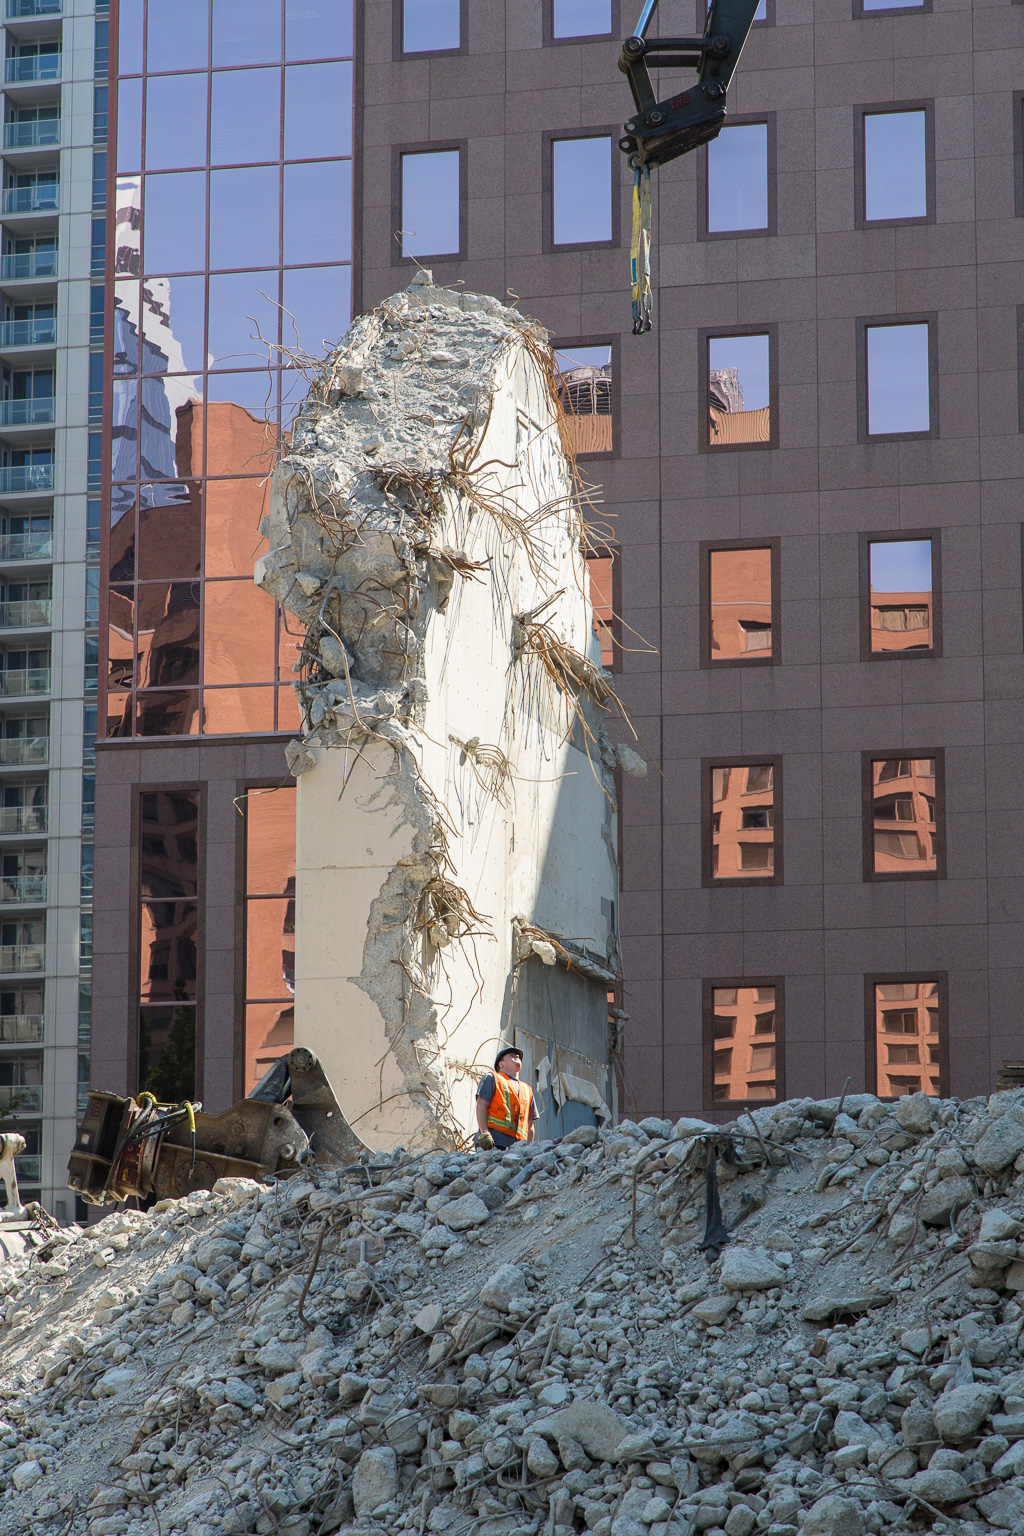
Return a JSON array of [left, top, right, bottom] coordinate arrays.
[[67, 1047, 369, 1207]]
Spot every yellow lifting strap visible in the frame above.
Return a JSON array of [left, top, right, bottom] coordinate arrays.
[[630, 163, 652, 335]]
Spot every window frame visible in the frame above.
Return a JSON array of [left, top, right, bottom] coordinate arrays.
[[700, 537, 781, 670], [544, 0, 621, 45], [393, 0, 468, 59], [552, 332, 619, 460], [697, 113, 777, 242], [857, 313, 938, 444], [583, 539, 621, 673], [234, 775, 297, 1101], [853, 0, 931, 19], [854, 101, 935, 231], [542, 128, 620, 254], [858, 529, 942, 662], [864, 971, 947, 1100], [861, 747, 945, 882], [699, 323, 779, 453], [702, 754, 784, 889], [391, 140, 468, 267], [702, 976, 786, 1113], [1015, 305, 1024, 431]]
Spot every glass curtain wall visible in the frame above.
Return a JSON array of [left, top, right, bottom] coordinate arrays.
[[104, 0, 353, 740]]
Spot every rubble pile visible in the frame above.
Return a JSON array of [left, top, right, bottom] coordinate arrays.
[[6, 1090, 1024, 1535]]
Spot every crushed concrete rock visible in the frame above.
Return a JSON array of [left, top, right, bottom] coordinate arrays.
[[7, 1092, 1024, 1533]]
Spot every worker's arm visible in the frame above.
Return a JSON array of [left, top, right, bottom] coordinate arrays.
[[475, 1095, 490, 1135]]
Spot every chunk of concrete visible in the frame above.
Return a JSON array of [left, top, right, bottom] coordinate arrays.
[[532, 1399, 629, 1461], [972, 1114, 1024, 1175], [352, 1447, 398, 1516], [932, 1384, 996, 1442], [919, 1176, 974, 1226], [894, 1092, 937, 1136], [439, 1193, 490, 1231], [719, 1247, 785, 1291], [478, 1263, 525, 1313], [802, 1495, 863, 1536]]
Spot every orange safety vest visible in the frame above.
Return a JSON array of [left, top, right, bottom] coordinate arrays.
[[487, 1071, 532, 1140]]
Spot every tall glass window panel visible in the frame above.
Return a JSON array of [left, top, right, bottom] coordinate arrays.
[[144, 74, 207, 172], [872, 758, 937, 873], [118, 0, 144, 75], [281, 266, 352, 359], [117, 78, 143, 174], [141, 274, 206, 378], [866, 323, 929, 436], [873, 981, 939, 1098], [137, 790, 198, 1101], [284, 62, 352, 159], [708, 334, 770, 446], [244, 780, 297, 1096], [869, 540, 933, 653], [207, 271, 280, 369], [204, 581, 277, 687], [712, 985, 777, 1103], [400, 150, 460, 258], [555, 344, 612, 455], [709, 547, 772, 659], [211, 67, 282, 167], [586, 556, 614, 667], [283, 160, 352, 264], [137, 483, 202, 582], [286, 0, 354, 60], [711, 764, 775, 879], [212, 0, 283, 68], [863, 111, 927, 222], [551, 136, 612, 245], [210, 166, 280, 269], [147, 0, 210, 72], [552, 0, 613, 35], [143, 172, 206, 274], [403, 0, 460, 53], [204, 479, 270, 578], [707, 123, 768, 233], [203, 686, 276, 734]]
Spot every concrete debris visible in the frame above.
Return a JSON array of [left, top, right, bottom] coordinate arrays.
[[10, 1090, 1024, 1532]]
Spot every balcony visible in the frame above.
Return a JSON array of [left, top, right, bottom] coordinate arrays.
[[0, 250, 56, 281], [6, 0, 62, 14], [0, 598, 50, 627], [14, 1153, 40, 1182], [0, 806, 44, 834], [0, 942, 43, 971], [0, 736, 47, 764], [0, 399, 53, 427], [2, 184, 58, 215], [0, 668, 49, 696], [4, 54, 61, 83], [0, 531, 51, 561], [3, 119, 59, 149], [0, 1014, 41, 1042], [0, 1082, 41, 1111], [0, 317, 55, 348], [0, 465, 53, 493], [1, 874, 45, 902]]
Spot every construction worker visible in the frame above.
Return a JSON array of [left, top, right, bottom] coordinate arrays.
[[474, 1045, 537, 1150]]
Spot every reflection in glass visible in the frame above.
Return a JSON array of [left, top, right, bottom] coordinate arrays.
[[204, 478, 269, 577], [139, 1005, 196, 1101], [111, 378, 139, 484], [277, 682, 301, 732], [872, 758, 936, 872], [864, 111, 926, 222], [139, 791, 198, 898], [283, 160, 352, 264], [246, 785, 296, 894], [711, 764, 775, 878], [709, 547, 772, 659], [211, 67, 282, 166], [284, 62, 352, 159], [403, 0, 460, 51], [553, 0, 613, 35], [212, 0, 282, 67], [712, 985, 777, 1102], [277, 607, 303, 685], [141, 274, 206, 376], [145, 73, 207, 171], [869, 539, 932, 653], [555, 345, 612, 455], [708, 334, 770, 446], [136, 582, 201, 688], [138, 482, 202, 581], [866, 323, 929, 435], [136, 690, 201, 736], [204, 580, 277, 686], [244, 780, 296, 1090], [202, 686, 276, 734], [286, 0, 354, 60], [552, 137, 612, 245], [400, 151, 458, 256], [118, 0, 144, 74], [147, 0, 210, 72], [873, 981, 939, 1097], [143, 170, 206, 273], [116, 77, 143, 173], [281, 266, 352, 358], [210, 166, 280, 269], [207, 271, 279, 368], [586, 556, 614, 667], [105, 688, 133, 737], [708, 123, 768, 233], [139, 900, 198, 1002]]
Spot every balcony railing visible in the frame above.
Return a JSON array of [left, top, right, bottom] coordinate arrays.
[[0, 1082, 41, 1111], [0, 806, 44, 834], [0, 464, 53, 493], [6, 0, 62, 14], [0, 318, 56, 349], [77, 1011, 89, 1046], [3, 119, 59, 149], [4, 54, 61, 83], [0, 737, 47, 764], [2, 184, 58, 215], [0, 669, 50, 696], [0, 399, 53, 426], [14, 1153, 40, 1181], [0, 598, 50, 627], [0, 1014, 42, 1043], [0, 531, 51, 561], [0, 251, 56, 282], [0, 942, 43, 971], [0, 874, 45, 902]]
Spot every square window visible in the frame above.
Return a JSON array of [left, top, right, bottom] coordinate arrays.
[[868, 977, 943, 1099], [702, 542, 777, 666], [550, 136, 613, 247], [862, 109, 929, 223], [551, 0, 613, 38], [401, 0, 461, 54], [858, 0, 926, 14], [706, 122, 769, 234], [399, 148, 461, 259], [705, 759, 781, 885], [704, 331, 773, 449], [864, 751, 943, 880], [555, 343, 613, 456], [862, 535, 938, 657], [705, 981, 783, 1107], [863, 321, 932, 437]]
